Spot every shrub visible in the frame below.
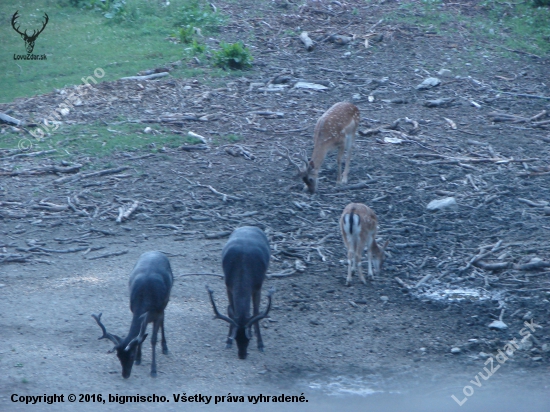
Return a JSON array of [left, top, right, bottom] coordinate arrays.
[[213, 42, 253, 70]]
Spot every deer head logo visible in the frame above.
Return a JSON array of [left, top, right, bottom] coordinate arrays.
[[11, 11, 49, 54]]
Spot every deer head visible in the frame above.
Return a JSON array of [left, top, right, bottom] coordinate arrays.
[[92, 312, 148, 379], [11, 11, 49, 54]]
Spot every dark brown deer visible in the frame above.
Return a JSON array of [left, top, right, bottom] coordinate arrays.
[[207, 226, 274, 359], [92, 251, 173, 378], [11, 11, 49, 54]]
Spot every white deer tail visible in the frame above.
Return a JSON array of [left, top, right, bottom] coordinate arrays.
[[342, 208, 361, 249]]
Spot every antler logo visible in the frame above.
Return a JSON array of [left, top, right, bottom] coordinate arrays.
[[11, 10, 49, 54]]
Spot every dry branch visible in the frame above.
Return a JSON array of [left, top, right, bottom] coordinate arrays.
[[1, 164, 81, 177], [87, 250, 129, 260], [116, 201, 139, 223], [0, 112, 23, 126], [120, 72, 169, 81]]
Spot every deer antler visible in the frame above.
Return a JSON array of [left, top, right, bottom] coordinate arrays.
[[30, 13, 49, 40], [276, 145, 309, 174], [245, 287, 275, 329], [11, 11, 48, 39], [206, 286, 238, 326], [11, 11, 24, 36], [91, 313, 122, 349]]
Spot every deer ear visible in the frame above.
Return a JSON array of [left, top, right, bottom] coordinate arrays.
[[139, 333, 148, 345]]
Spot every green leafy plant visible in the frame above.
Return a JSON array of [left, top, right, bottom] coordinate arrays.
[[213, 42, 253, 70], [177, 26, 195, 44], [174, 0, 224, 33], [191, 40, 206, 54]]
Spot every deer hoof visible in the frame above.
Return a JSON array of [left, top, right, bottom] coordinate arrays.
[[134, 359, 141, 365], [150, 371, 157, 378]]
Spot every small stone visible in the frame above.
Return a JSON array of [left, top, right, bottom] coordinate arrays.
[[451, 347, 461, 354], [416, 77, 441, 90], [437, 68, 452, 77], [531, 356, 543, 361], [0, 284, 5, 288], [518, 338, 533, 351], [541, 344, 550, 352], [352, 93, 361, 100], [380, 296, 389, 302], [144, 127, 153, 134], [488, 320, 508, 330], [522, 311, 533, 321], [419, 347, 426, 352], [427, 197, 458, 211], [479, 352, 490, 359]]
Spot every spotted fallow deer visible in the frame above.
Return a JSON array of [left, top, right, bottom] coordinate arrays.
[[340, 203, 388, 286], [278, 102, 360, 193]]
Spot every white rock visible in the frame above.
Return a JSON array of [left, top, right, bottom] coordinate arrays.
[[144, 127, 153, 134], [352, 93, 361, 100], [451, 347, 461, 354], [59, 108, 70, 116], [416, 77, 441, 90], [437, 69, 452, 77], [293, 82, 328, 91], [380, 296, 389, 302], [427, 197, 458, 211], [488, 320, 508, 330]]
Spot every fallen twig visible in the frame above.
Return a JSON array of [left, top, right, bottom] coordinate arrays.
[[87, 250, 129, 260], [120, 72, 169, 81], [116, 201, 139, 223]]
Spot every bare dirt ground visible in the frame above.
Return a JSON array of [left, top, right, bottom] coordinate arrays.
[[1, 1, 550, 410]]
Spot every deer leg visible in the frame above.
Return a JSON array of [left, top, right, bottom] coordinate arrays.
[[135, 340, 142, 365], [253, 290, 264, 351], [336, 145, 344, 183], [342, 133, 354, 184], [346, 248, 355, 286], [367, 249, 375, 280], [150, 319, 161, 377], [160, 315, 168, 355], [225, 304, 234, 348], [357, 250, 367, 285]]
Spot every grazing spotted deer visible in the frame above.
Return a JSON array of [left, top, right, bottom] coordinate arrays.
[[278, 102, 360, 193], [206, 226, 274, 359], [340, 203, 388, 285], [92, 251, 173, 378]]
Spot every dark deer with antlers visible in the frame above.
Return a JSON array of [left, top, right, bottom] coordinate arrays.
[[11, 11, 49, 54], [207, 226, 274, 359], [92, 251, 173, 378]]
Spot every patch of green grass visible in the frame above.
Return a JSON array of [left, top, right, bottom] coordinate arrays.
[[225, 133, 242, 143], [213, 42, 253, 70], [389, 0, 550, 56], [0, 121, 190, 155], [0, 0, 229, 103]]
